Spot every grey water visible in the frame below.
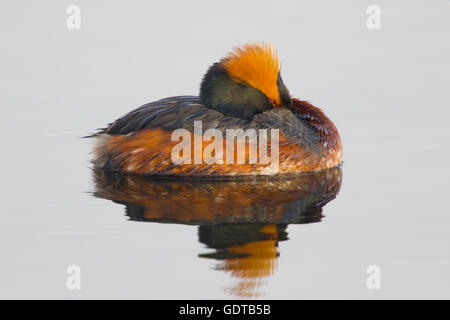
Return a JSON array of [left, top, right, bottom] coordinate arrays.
[[0, 0, 449, 299]]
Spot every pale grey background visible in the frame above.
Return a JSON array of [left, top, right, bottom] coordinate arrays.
[[0, 0, 449, 299]]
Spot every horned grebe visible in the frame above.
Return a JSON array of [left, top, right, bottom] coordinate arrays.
[[89, 43, 342, 177]]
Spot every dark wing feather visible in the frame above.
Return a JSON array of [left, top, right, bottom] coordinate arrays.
[[104, 96, 203, 135]]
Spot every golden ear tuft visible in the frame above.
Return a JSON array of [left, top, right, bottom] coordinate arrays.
[[222, 43, 281, 105]]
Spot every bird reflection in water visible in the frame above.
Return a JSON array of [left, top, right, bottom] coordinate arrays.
[[198, 223, 286, 298], [92, 167, 342, 298]]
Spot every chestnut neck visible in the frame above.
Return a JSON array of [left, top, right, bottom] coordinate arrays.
[[291, 99, 342, 150]]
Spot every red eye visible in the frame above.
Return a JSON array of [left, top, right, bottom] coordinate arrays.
[[268, 98, 277, 107]]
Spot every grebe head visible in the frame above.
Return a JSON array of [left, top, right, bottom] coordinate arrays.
[[200, 43, 292, 120]]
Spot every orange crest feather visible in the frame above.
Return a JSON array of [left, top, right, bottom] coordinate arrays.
[[222, 43, 281, 105]]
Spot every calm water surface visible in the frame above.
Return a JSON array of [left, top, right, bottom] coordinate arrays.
[[1, 1, 449, 299]]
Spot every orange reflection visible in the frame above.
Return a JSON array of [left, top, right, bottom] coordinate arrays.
[[222, 224, 278, 298]]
